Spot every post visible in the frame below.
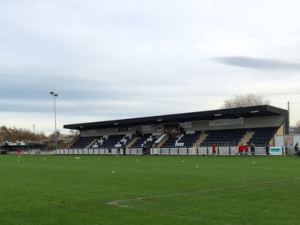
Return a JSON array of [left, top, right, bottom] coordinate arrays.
[[54, 96, 57, 150], [287, 102, 290, 135], [50, 92, 58, 150]]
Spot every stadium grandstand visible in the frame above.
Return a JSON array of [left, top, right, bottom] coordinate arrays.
[[62, 105, 289, 156]]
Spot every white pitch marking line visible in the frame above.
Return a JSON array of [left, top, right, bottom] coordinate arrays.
[[109, 177, 300, 203], [107, 202, 231, 225], [108, 177, 300, 224], [126, 205, 232, 225]]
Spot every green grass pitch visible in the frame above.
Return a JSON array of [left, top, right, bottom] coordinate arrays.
[[1, 154, 300, 225]]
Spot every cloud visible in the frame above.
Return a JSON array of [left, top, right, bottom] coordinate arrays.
[[1, 0, 300, 133], [211, 57, 300, 70]]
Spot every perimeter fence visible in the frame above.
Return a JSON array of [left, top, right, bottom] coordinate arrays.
[[54, 146, 286, 156]]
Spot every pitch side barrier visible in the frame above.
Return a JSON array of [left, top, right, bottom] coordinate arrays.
[[56, 148, 143, 155], [6, 150, 55, 155], [56, 146, 286, 156]]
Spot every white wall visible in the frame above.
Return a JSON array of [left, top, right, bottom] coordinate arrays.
[[190, 116, 283, 131], [81, 127, 136, 137], [274, 134, 300, 147], [81, 124, 159, 137]]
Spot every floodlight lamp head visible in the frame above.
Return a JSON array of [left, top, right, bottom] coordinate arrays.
[[50, 92, 54, 95], [54, 94, 58, 97]]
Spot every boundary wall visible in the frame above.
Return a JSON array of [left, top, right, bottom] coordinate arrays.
[[274, 134, 300, 155], [6, 150, 55, 155]]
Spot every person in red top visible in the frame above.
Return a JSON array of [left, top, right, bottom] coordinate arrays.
[[238, 144, 249, 156], [17, 149, 21, 157], [238, 145, 243, 155], [212, 144, 216, 156]]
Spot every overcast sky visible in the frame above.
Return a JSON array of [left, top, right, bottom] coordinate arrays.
[[1, 0, 300, 135]]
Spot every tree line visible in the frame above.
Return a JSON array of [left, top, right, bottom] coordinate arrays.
[[223, 93, 299, 133], [0, 126, 47, 144], [0, 126, 79, 144]]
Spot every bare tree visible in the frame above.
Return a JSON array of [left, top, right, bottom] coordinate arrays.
[[222, 94, 270, 109], [68, 129, 77, 137], [295, 121, 300, 134], [0, 125, 46, 142]]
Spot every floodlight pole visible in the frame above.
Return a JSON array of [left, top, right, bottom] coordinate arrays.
[[287, 101, 290, 135], [50, 92, 58, 150]]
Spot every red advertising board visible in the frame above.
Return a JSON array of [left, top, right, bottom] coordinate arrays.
[[283, 135, 293, 146]]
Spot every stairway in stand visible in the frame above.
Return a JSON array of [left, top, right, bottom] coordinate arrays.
[[193, 133, 208, 148], [127, 137, 139, 148], [67, 135, 80, 149], [238, 131, 255, 146]]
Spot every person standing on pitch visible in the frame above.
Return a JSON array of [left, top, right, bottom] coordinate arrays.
[[265, 142, 270, 156], [294, 143, 300, 158], [212, 144, 216, 156], [17, 149, 21, 157], [250, 143, 255, 157], [244, 144, 249, 156], [294, 142, 299, 152]]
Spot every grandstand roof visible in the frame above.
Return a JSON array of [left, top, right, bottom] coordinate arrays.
[[64, 105, 289, 132]]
